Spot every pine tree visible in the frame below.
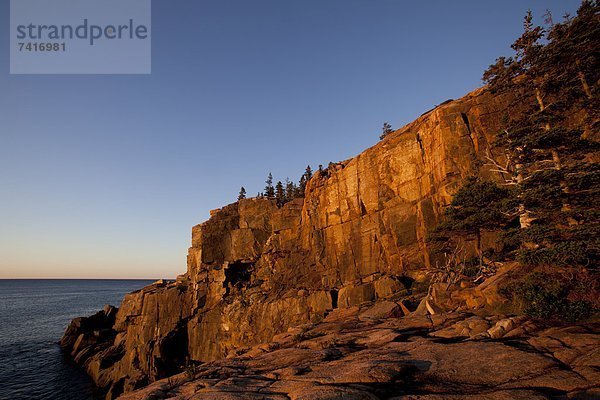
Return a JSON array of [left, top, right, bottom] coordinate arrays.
[[237, 187, 246, 201], [432, 178, 514, 267], [264, 173, 275, 198], [481, 4, 599, 269], [483, 10, 554, 229], [298, 165, 313, 197], [305, 165, 313, 179], [284, 178, 297, 202], [428, 4, 599, 321], [541, 1, 598, 120], [275, 181, 285, 206], [380, 122, 393, 140]]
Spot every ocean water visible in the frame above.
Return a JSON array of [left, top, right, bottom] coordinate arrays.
[[0, 279, 153, 400]]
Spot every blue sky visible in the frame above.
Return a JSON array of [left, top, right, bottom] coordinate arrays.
[[0, 0, 580, 278]]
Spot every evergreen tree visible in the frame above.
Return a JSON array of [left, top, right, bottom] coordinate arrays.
[[541, 1, 599, 123], [237, 187, 246, 201], [428, 3, 599, 321], [432, 178, 514, 267], [275, 181, 285, 206], [305, 165, 313, 179], [284, 178, 297, 202], [264, 173, 275, 198], [380, 122, 393, 140], [298, 165, 313, 197], [481, 3, 599, 268]]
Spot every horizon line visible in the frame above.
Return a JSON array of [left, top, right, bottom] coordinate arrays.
[[0, 277, 165, 280]]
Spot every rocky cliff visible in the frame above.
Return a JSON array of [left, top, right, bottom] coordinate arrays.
[[60, 87, 567, 398]]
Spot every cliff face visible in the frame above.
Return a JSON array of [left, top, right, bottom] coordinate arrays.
[[61, 87, 519, 397]]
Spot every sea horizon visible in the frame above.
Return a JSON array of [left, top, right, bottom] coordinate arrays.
[[0, 277, 166, 280]]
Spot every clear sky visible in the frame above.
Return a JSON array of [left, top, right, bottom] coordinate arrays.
[[0, 1, 580, 279]]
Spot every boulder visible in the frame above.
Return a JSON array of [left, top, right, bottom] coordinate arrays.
[[359, 301, 403, 320]]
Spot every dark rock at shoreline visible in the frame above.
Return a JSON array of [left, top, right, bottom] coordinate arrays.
[[60, 305, 118, 349]]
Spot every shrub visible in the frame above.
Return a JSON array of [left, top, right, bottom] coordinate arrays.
[[517, 239, 597, 268], [501, 271, 596, 322]]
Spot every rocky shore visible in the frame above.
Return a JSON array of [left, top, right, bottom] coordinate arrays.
[[60, 84, 598, 399], [115, 300, 600, 399]]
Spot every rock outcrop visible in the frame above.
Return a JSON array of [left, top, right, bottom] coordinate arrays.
[[61, 87, 591, 398], [116, 304, 600, 400]]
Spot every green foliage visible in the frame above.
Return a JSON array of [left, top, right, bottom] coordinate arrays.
[[237, 186, 246, 201], [484, 2, 599, 109], [275, 181, 285, 206], [508, 126, 584, 154], [298, 165, 313, 197], [517, 241, 593, 267], [567, 163, 600, 191], [541, 1, 600, 112], [482, 56, 519, 93], [530, 127, 584, 150], [521, 171, 564, 209], [480, 3, 599, 279], [483, 10, 545, 93], [428, 178, 517, 283], [498, 227, 523, 254], [484, 1, 599, 155], [264, 173, 275, 198], [253, 166, 314, 205], [501, 271, 595, 322], [380, 122, 393, 140], [512, 220, 599, 268], [435, 178, 515, 235], [284, 178, 297, 201]]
